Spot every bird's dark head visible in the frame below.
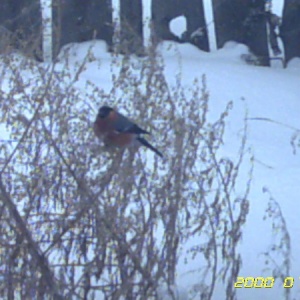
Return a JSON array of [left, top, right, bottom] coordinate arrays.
[[98, 106, 113, 118]]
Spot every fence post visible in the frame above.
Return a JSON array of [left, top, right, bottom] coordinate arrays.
[[52, 0, 113, 59], [119, 0, 143, 55], [184, 0, 209, 51], [212, 0, 270, 66], [280, 0, 300, 64], [151, 0, 209, 51]]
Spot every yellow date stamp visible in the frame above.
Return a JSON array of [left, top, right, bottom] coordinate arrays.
[[234, 277, 297, 288]]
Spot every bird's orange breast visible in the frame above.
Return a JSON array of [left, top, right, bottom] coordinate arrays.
[[93, 118, 112, 138], [94, 118, 135, 148], [104, 132, 135, 147]]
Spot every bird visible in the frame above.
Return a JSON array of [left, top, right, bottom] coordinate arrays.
[[93, 106, 163, 158]]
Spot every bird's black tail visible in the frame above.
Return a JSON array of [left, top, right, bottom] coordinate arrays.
[[137, 137, 163, 158]]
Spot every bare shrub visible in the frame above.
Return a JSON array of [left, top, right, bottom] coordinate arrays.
[[262, 187, 291, 300], [0, 41, 252, 300]]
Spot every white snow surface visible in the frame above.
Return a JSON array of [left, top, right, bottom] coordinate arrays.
[[1, 39, 299, 300]]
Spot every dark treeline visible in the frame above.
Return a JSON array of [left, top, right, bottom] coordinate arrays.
[[0, 0, 299, 65]]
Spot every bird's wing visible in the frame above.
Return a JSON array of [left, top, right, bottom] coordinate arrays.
[[113, 113, 150, 135]]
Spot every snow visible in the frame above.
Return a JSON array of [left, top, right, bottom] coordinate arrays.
[[152, 41, 299, 300], [69, 40, 299, 299], [1, 36, 299, 299], [170, 15, 187, 38]]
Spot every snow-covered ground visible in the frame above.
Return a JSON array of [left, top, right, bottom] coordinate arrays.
[[2, 1, 299, 297], [160, 41, 300, 300], [53, 39, 299, 300]]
